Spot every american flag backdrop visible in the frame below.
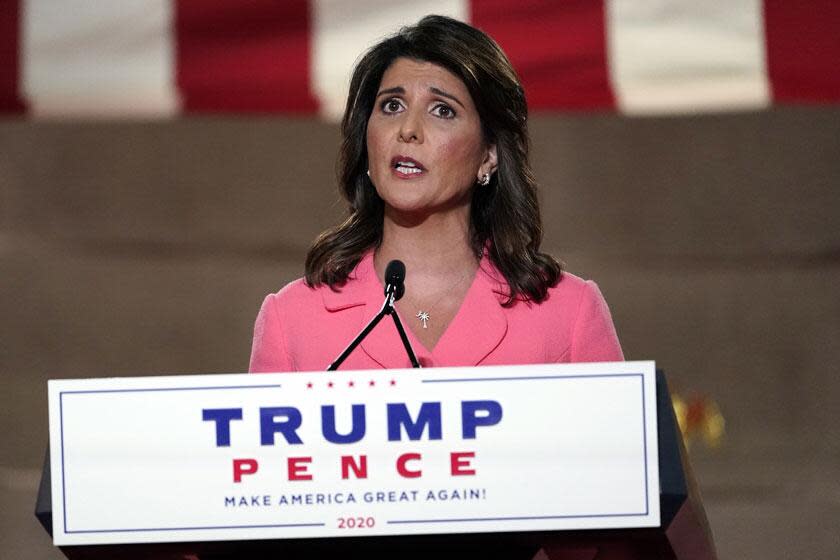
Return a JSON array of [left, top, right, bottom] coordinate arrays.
[[1, 0, 839, 119]]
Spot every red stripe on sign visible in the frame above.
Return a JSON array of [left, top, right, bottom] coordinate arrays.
[[471, 0, 614, 111], [0, 0, 26, 113], [764, 0, 840, 103], [175, 0, 317, 113]]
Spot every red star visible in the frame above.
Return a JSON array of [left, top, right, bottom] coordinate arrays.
[[327, 381, 334, 388], [348, 381, 355, 387], [369, 380, 376, 387], [390, 379, 396, 386], [306, 382, 313, 389]]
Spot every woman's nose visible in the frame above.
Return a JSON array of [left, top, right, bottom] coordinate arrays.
[[398, 111, 423, 143]]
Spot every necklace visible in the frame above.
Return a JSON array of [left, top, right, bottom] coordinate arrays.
[[410, 269, 475, 329], [416, 311, 431, 328]]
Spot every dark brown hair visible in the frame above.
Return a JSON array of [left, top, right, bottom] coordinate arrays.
[[305, 15, 561, 304]]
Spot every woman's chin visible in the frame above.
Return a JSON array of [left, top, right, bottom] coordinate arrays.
[[383, 199, 470, 228], [381, 192, 434, 214], [384, 202, 434, 225]]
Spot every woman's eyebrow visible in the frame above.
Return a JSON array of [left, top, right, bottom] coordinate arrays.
[[375, 85, 465, 109], [429, 87, 464, 109], [376, 86, 405, 97]]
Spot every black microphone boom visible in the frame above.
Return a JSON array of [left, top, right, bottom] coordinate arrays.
[[327, 259, 419, 370]]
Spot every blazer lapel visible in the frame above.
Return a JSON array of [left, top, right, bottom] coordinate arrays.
[[432, 259, 508, 366]]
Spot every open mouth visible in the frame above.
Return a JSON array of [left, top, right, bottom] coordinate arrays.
[[391, 156, 426, 176]]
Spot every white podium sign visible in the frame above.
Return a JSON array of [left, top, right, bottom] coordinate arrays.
[[48, 361, 659, 545]]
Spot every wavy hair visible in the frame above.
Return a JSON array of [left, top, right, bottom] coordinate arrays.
[[305, 15, 561, 304]]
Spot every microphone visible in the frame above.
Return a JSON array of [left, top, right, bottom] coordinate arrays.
[[384, 259, 406, 301]]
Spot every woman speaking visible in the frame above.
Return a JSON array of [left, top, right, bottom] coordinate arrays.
[[249, 15, 622, 373]]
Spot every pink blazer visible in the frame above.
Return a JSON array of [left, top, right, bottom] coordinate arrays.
[[249, 252, 623, 373]]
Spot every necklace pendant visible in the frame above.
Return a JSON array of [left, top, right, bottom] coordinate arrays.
[[416, 311, 430, 329]]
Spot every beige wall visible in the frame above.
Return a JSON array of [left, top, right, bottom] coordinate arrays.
[[2, 108, 839, 558]]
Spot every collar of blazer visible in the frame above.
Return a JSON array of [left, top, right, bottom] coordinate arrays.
[[320, 251, 509, 367]]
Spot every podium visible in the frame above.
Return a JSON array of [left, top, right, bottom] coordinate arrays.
[[35, 367, 716, 560]]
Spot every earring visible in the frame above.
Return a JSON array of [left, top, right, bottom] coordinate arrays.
[[366, 170, 371, 177], [478, 173, 490, 186]]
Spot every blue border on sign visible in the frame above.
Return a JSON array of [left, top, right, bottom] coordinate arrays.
[[58, 383, 328, 534], [385, 373, 650, 525]]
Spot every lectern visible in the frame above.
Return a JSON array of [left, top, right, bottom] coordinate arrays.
[[36, 366, 715, 559]]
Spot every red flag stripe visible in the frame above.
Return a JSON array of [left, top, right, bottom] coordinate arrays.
[[470, 0, 615, 111], [175, 0, 317, 114], [0, 0, 26, 113], [6, 1, 840, 117], [764, 0, 840, 104]]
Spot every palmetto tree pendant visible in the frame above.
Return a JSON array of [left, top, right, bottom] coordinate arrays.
[[416, 311, 430, 329]]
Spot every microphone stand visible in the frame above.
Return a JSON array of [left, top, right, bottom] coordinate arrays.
[[327, 285, 421, 370]]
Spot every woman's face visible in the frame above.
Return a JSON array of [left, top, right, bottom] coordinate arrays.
[[366, 57, 496, 218]]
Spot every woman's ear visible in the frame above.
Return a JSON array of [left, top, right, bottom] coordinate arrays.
[[478, 143, 498, 180]]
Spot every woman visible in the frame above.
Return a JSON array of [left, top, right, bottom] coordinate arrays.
[[249, 15, 622, 373]]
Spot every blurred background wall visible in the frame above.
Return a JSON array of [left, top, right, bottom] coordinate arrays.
[[3, 108, 839, 559], [2, 2, 840, 558]]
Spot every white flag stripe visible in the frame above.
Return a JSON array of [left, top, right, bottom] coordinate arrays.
[[606, 0, 770, 115], [312, 0, 468, 121], [21, 0, 178, 118]]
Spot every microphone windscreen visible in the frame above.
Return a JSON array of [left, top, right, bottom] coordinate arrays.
[[385, 259, 406, 286], [384, 259, 406, 300]]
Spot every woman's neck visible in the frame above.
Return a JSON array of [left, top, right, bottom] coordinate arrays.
[[374, 207, 479, 290]]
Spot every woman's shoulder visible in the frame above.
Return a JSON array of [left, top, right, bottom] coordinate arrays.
[[545, 271, 623, 361], [261, 264, 372, 315], [547, 270, 602, 304], [262, 277, 326, 311], [497, 269, 601, 311], [275, 276, 318, 297], [513, 270, 613, 330], [266, 252, 375, 307], [550, 269, 591, 292]]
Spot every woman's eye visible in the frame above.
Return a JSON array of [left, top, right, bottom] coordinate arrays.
[[432, 103, 455, 119], [382, 99, 403, 113]]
